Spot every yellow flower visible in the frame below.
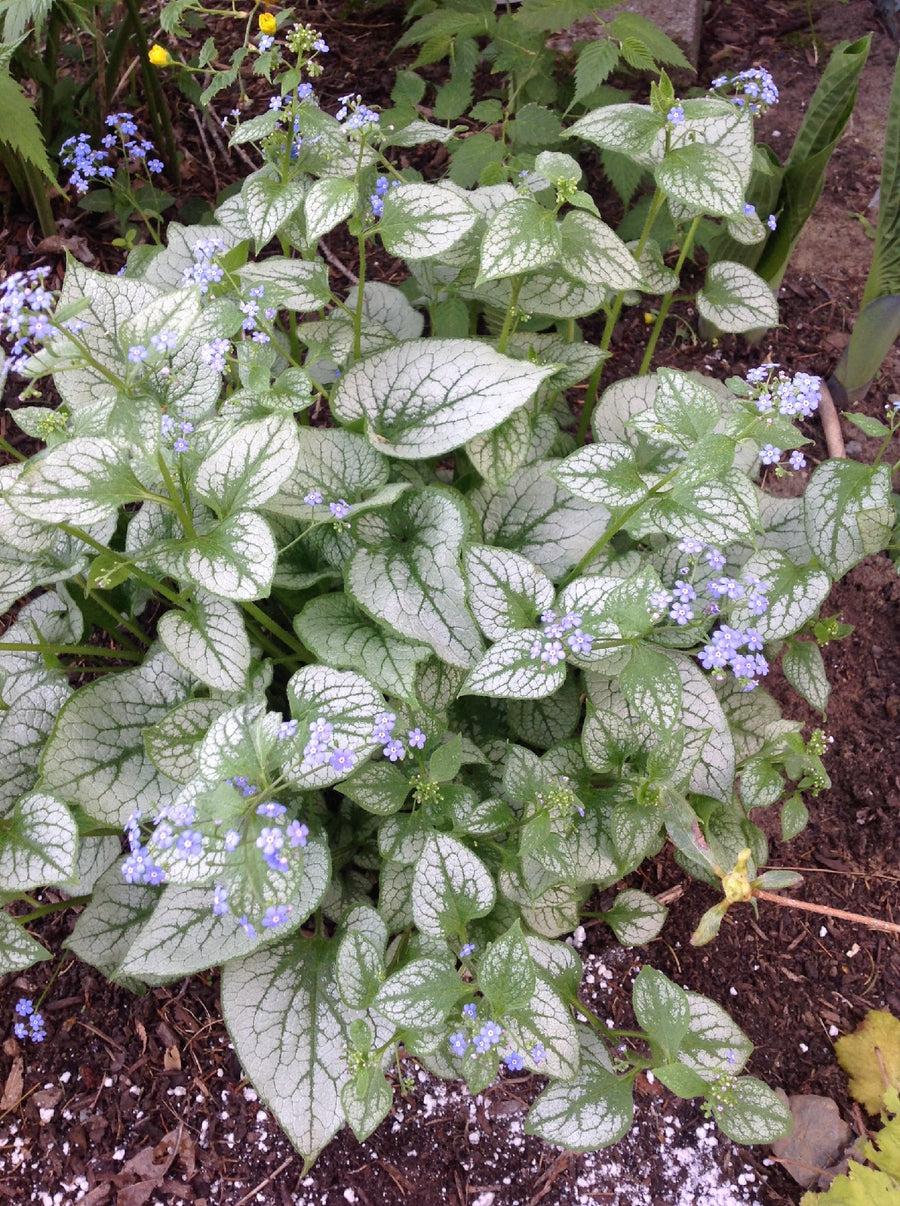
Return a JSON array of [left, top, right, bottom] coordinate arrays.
[[258, 12, 277, 34], [148, 44, 173, 68]]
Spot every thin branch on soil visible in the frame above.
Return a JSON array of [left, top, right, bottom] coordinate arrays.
[[754, 889, 900, 935], [234, 1154, 294, 1206], [818, 378, 847, 459], [191, 109, 221, 195], [318, 239, 360, 283]]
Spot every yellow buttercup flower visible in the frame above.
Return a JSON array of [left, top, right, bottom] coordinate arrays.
[[148, 44, 173, 67], [258, 12, 277, 35]]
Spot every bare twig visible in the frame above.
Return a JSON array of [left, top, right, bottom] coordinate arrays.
[[191, 109, 220, 195], [754, 889, 900, 936], [234, 1155, 294, 1206], [818, 378, 846, 459], [319, 239, 359, 284]]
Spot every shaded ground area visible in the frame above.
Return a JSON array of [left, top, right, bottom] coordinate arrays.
[[1, 1, 898, 1203]]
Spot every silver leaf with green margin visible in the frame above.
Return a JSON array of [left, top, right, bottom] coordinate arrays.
[[553, 441, 650, 508], [507, 675, 582, 750], [566, 103, 665, 167], [475, 197, 561, 286], [157, 591, 250, 693], [331, 339, 554, 460], [462, 631, 565, 700], [222, 935, 349, 1168], [475, 462, 610, 582], [678, 990, 753, 1078], [143, 698, 230, 785], [194, 415, 300, 516], [0, 680, 70, 810], [340, 761, 411, 817], [621, 644, 682, 730], [655, 144, 745, 217], [782, 639, 830, 712], [504, 976, 580, 1079], [378, 182, 478, 260], [154, 510, 277, 601], [7, 437, 148, 526], [0, 463, 58, 555], [463, 544, 554, 641], [525, 1030, 634, 1149], [680, 98, 753, 187], [295, 594, 430, 702], [632, 966, 690, 1060], [803, 460, 893, 579], [64, 863, 159, 990], [343, 282, 425, 342], [264, 427, 390, 520], [0, 910, 52, 974], [236, 257, 331, 312], [634, 472, 759, 546], [474, 270, 609, 321], [559, 210, 644, 291], [242, 175, 308, 248], [0, 792, 77, 890], [697, 261, 778, 333], [40, 645, 191, 827], [303, 177, 357, 244], [412, 834, 496, 938], [709, 1076, 792, 1144], [335, 930, 384, 1010], [466, 407, 534, 489], [347, 489, 482, 668], [605, 889, 667, 947], [373, 956, 464, 1030]]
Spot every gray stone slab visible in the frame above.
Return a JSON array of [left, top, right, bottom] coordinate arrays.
[[546, 0, 704, 71]]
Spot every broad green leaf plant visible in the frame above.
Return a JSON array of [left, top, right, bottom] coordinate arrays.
[[1, 23, 897, 1173]]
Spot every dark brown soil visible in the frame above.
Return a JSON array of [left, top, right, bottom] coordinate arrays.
[[1, 2, 898, 1204]]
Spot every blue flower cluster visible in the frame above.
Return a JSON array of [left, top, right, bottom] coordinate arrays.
[[121, 755, 310, 934], [666, 105, 684, 126], [238, 285, 277, 340], [529, 609, 594, 668], [295, 714, 356, 774], [302, 491, 354, 521], [448, 1003, 546, 1069], [200, 338, 231, 372], [742, 202, 777, 231], [745, 365, 821, 418], [369, 175, 400, 219], [60, 113, 163, 195], [0, 266, 56, 373], [182, 238, 226, 295], [160, 413, 194, 454], [13, 998, 46, 1043], [709, 67, 779, 115], [370, 712, 427, 763], [650, 538, 771, 689], [336, 93, 380, 134]]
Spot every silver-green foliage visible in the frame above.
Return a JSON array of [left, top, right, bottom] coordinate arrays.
[[1, 73, 890, 1172]]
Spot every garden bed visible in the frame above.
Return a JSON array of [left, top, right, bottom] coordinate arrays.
[[1, 2, 898, 1204]]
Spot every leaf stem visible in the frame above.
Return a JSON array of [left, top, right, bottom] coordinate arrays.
[[576, 188, 668, 444], [241, 600, 310, 657], [497, 277, 523, 355], [562, 467, 679, 584], [19, 896, 91, 924], [0, 642, 141, 661], [156, 451, 196, 538], [638, 215, 702, 376]]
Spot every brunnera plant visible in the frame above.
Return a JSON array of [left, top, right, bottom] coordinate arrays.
[[0, 30, 897, 1172]]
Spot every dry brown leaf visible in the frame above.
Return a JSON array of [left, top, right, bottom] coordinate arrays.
[[163, 1044, 182, 1071], [0, 1055, 23, 1111]]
